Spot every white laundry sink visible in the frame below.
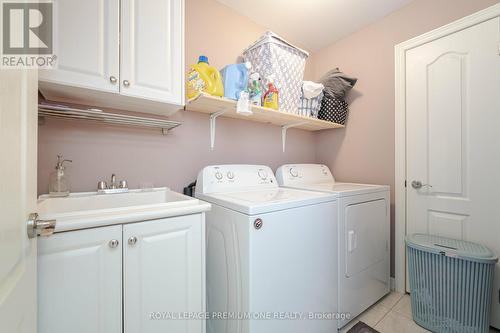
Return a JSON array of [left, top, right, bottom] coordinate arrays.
[[37, 188, 211, 232]]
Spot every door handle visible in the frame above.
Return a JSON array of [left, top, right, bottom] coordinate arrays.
[[27, 213, 56, 238], [411, 180, 432, 189]]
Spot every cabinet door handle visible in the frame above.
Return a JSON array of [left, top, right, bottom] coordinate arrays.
[[109, 239, 119, 248], [123, 80, 130, 87], [109, 76, 117, 84], [128, 236, 137, 246]]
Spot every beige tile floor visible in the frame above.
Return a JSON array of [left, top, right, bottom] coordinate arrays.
[[340, 292, 500, 333]]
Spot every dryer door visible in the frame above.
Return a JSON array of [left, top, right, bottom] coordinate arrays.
[[345, 199, 387, 277]]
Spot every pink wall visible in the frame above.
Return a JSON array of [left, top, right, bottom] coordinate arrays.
[[38, 0, 498, 276], [184, 0, 313, 78], [309, 0, 498, 275], [38, 0, 316, 195]]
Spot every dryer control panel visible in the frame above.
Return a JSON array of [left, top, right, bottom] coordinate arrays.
[[276, 164, 334, 186], [196, 165, 278, 195]]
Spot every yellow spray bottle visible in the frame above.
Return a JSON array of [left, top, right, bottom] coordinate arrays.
[[263, 78, 279, 110]]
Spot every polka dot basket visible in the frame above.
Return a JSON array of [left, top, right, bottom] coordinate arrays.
[[318, 95, 349, 125]]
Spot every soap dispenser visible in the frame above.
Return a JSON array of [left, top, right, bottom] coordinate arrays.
[[49, 155, 72, 197]]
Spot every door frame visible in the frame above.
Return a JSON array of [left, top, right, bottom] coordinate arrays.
[[394, 3, 500, 293]]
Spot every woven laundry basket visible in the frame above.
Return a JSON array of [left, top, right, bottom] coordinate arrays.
[[406, 234, 497, 333]]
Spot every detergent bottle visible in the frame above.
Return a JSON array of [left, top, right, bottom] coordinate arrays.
[[263, 78, 279, 110], [220, 62, 251, 100], [186, 55, 224, 99]]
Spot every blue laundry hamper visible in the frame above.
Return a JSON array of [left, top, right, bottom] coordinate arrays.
[[406, 234, 497, 333]]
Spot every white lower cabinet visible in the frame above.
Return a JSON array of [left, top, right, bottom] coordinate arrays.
[[38, 214, 205, 333], [38, 225, 123, 333], [124, 215, 205, 333]]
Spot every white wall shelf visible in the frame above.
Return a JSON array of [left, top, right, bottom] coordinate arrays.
[[185, 93, 344, 151]]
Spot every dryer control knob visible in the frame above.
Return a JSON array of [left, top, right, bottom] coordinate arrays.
[[289, 167, 298, 177], [258, 169, 268, 180], [215, 171, 223, 180], [227, 171, 235, 179]]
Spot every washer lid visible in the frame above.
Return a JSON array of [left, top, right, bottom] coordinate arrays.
[[276, 164, 389, 197], [197, 187, 337, 215], [299, 182, 389, 197], [406, 233, 498, 264], [278, 182, 388, 197]]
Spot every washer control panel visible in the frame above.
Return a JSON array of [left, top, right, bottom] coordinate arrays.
[[275, 164, 334, 186], [196, 165, 277, 194]]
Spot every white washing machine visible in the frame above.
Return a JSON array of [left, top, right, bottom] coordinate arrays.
[[276, 164, 390, 329], [196, 165, 339, 333]]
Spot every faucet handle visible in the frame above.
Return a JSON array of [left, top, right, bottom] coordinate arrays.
[[98, 181, 107, 190]]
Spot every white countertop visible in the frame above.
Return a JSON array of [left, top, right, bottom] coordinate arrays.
[[37, 188, 211, 232]]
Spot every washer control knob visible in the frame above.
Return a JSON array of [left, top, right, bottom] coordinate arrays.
[[227, 171, 235, 179], [215, 171, 223, 180], [258, 169, 268, 180], [289, 167, 299, 177]]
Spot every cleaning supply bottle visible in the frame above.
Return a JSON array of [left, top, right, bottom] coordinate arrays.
[[186, 55, 224, 99], [220, 62, 251, 100], [248, 72, 263, 106], [263, 78, 279, 110], [49, 155, 72, 197]]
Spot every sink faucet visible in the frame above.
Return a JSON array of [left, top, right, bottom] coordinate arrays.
[[97, 174, 128, 194]]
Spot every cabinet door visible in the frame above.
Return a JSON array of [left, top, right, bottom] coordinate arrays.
[[38, 226, 122, 333], [120, 0, 184, 105], [124, 214, 205, 333], [39, 0, 120, 92]]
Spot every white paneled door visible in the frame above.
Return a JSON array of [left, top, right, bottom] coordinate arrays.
[[0, 69, 38, 331], [405, 17, 500, 327]]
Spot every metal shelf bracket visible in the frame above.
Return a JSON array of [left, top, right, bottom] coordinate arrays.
[[209, 109, 229, 150], [281, 121, 308, 152]]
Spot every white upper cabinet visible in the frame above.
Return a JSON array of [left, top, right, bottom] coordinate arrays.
[[39, 0, 184, 115], [39, 0, 120, 93], [120, 0, 184, 105]]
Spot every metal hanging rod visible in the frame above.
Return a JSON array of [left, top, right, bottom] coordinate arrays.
[[38, 103, 181, 134]]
